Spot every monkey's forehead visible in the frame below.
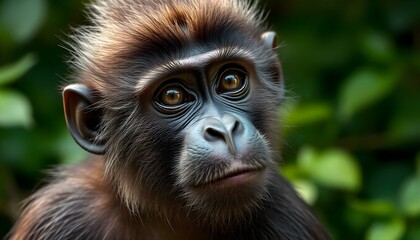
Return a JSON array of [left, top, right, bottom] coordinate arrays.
[[134, 46, 257, 92]]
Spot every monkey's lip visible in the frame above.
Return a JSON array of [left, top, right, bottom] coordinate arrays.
[[194, 166, 265, 188]]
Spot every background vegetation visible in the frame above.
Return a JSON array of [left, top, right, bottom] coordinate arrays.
[[0, 0, 419, 239]]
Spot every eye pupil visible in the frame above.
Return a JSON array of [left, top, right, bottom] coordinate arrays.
[[162, 88, 183, 105], [219, 71, 244, 93], [223, 75, 240, 89]]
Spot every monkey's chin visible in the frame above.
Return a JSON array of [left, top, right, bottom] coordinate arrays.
[[183, 168, 269, 225]]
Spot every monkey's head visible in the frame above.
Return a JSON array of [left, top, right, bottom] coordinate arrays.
[[63, 0, 283, 225]]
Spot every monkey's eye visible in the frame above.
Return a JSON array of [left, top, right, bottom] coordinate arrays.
[[216, 68, 248, 96], [161, 87, 184, 106], [220, 73, 241, 91], [155, 84, 195, 110]]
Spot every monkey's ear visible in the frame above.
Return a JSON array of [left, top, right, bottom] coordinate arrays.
[[63, 84, 106, 155], [261, 31, 278, 49]]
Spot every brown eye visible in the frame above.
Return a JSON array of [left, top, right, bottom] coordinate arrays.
[[161, 87, 184, 106], [217, 69, 247, 94], [221, 73, 241, 91]]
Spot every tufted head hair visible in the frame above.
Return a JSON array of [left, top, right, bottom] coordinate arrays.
[[68, 0, 267, 94]]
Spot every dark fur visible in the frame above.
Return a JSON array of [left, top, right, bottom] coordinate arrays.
[[9, 0, 329, 239]]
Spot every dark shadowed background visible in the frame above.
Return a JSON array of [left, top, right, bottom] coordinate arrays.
[[0, 0, 419, 239]]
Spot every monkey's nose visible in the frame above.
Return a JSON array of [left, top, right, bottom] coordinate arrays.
[[202, 115, 242, 155]]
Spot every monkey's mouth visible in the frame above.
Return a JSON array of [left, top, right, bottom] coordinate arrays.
[[194, 165, 265, 188]]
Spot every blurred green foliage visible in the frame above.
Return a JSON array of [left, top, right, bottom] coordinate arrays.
[[0, 0, 419, 239]]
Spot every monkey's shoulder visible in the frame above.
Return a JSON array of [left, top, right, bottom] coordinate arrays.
[[9, 158, 129, 240], [254, 175, 331, 240]]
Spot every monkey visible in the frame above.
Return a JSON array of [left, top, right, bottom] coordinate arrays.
[[8, 0, 329, 239]]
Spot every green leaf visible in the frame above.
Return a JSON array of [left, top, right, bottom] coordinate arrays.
[[291, 179, 318, 205], [400, 174, 420, 217], [0, 0, 47, 43], [366, 218, 405, 240], [0, 89, 33, 128], [281, 165, 303, 180], [281, 101, 332, 127], [338, 68, 398, 121], [360, 31, 395, 63], [350, 199, 395, 217], [314, 149, 361, 191], [298, 147, 362, 191], [0, 54, 36, 86], [296, 146, 318, 171]]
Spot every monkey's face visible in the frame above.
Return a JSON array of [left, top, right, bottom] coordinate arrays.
[[163, 64, 276, 216], [134, 40, 282, 220]]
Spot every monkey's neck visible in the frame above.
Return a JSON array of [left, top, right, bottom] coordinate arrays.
[[90, 157, 323, 239]]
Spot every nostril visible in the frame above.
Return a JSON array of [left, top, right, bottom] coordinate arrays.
[[204, 127, 226, 142], [231, 120, 240, 134]]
